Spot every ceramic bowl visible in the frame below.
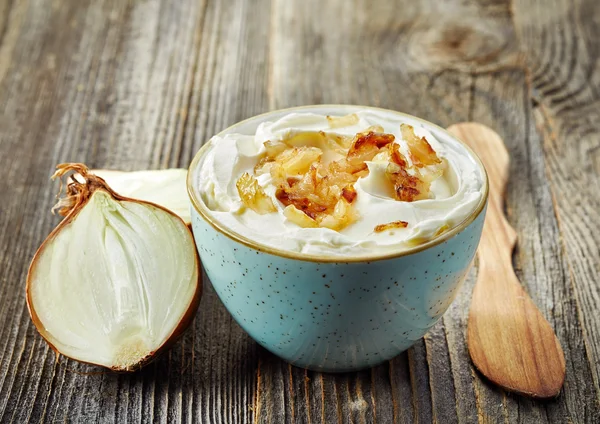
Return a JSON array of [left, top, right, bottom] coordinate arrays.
[[187, 105, 488, 372]]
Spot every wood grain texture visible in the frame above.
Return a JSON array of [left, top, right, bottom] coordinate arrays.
[[0, 0, 598, 423], [513, 0, 600, 399]]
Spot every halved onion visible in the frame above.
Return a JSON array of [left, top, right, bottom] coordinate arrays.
[[27, 164, 201, 371]]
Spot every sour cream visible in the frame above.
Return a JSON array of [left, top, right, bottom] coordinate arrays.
[[194, 111, 484, 256]]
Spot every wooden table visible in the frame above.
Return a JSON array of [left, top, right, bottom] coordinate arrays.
[[1, 0, 598, 422]]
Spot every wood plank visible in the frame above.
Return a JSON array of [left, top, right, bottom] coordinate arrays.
[[513, 0, 600, 406]]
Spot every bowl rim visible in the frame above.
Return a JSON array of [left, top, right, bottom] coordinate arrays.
[[187, 104, 489, 263]]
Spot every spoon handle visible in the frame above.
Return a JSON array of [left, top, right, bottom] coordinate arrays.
[[449, 122, 515, 279]]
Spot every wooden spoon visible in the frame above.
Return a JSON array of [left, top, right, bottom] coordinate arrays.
[[447, 122, 565, 398]]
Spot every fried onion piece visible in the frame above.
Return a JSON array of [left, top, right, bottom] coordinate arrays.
[[283, 205, 319, 228], [400, 124, 441, 167], [419, 159, 446, 184], [385, 143, 430, 202], [353, 168, 370, 179], [386, 163, 430, 202], [276, 170, 331, 220], [254, 141, 288, 175], [317, 198, 359, 231], [374, 220, 409, 233], [236, 172, 277, 214], [348, 131, 395, 162], [326, 113, 359, 129], [283, 131, 351, 154], [254, 156, 273, 175], [279, 146, 323, 175], [344, 131, 396, 176], [264, 140, 289, 158], [269, 146, 323, 181], [322, 131, 354, 151], [324, 156, 365, 175], [341, 185, 357, 203]]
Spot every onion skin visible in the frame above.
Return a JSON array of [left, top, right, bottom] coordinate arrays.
[[26, 163, 202, 372]]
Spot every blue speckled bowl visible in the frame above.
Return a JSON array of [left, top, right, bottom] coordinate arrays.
[[188, 105, 488, 372]]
